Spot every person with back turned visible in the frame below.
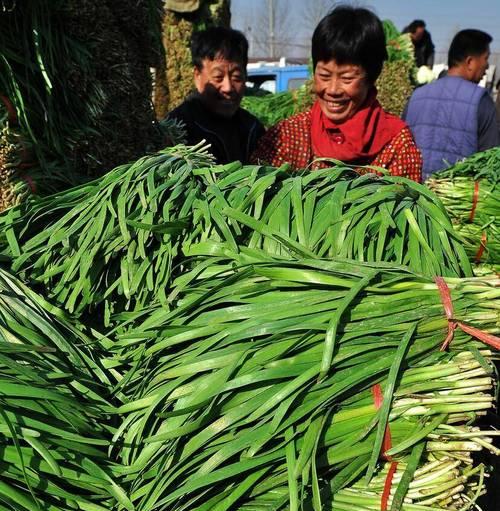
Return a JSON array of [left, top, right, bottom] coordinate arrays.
[[404, 29, 499, 180], [167, 27, 265, 164]]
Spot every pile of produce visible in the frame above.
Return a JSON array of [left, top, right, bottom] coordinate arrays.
[[110, 256, 499, 509], [0, 122, 31, 210], [209, 168, 472, 278], [242, 85, 315, 128], [376, 20, 416, 116], [0, 144, 497, 510], [383, 20, 415, 63], [0, 145, 472, 326], [0, 0, 162, 208], [426, 148, 500, 268], [376, 59, 416, 117], [0, 143, 219, 320], [0, 268, 129, 510]]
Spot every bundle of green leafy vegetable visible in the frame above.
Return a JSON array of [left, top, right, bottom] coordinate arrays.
[[426, 148, 500, 266], [0, 144, 222, 320], [108, 256, 499, 510], [193, 168, 472, 278], [0, 0, 163, 206], [0, 268, 129, 511], [383, 20, 415, 63], [242, 86, 314, 128], [0, 145, 472, 327]]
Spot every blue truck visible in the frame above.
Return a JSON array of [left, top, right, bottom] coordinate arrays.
[[246, 63, 310, 94]]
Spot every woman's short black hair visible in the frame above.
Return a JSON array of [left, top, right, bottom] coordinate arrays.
[[191, 27, 249, 70], [448, 29, 492, 68], [312, 6, 387, 83], [406, 20, 426, 33]]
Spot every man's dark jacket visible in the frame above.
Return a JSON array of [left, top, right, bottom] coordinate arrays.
[[168, 95, 265, 164]]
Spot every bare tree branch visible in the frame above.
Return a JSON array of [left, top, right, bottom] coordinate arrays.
[[300, 0, 334, 35], [247, 0, 294, 58]]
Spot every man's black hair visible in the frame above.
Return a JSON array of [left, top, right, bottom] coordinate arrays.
[[191, 27, 249, 70], [448, 29, 492, 68], [406, 20, 426, 33], [312, 6, 387, 83]]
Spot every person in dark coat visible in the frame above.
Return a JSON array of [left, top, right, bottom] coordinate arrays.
[[404, 29, 499, 180], [403, 20, 435, 68], [167, 27, 265, 164]]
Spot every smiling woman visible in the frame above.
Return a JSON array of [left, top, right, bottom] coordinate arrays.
[[251, 5, 423, 182], [314, 61, 369, 123]]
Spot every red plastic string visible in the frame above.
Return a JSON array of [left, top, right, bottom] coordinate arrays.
[[372, 384, 394, 459], [0, 94, 17, 124], [434, 276, 500, 351], [474, 231, 487, 264], [381, 462, 399, 511], [21, 174, 36, 194], [372, 383, 398, 511], [469, 181, 480, 223]]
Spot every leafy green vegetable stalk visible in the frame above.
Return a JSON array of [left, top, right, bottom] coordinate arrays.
[[0, 268, 128, 511], [426, 148, 500, 265], [107, 256, 499, 510]]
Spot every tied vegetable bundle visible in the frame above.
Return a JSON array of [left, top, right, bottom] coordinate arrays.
[[0, 269, 131, 511], [0, 143, 222, 320], [0, 0, 163, 199], [190, 168, 472, 278], [334, 439, 496, 511], [0, 145, 472, 326], [426, 148, 500, 266], [109, 256, 499, 510], [382, 20, 414, 64], [0, 123, 33, 211], [378, 21, 416, 116]]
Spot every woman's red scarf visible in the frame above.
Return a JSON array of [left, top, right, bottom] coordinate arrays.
[[310, 89, 406, 164]]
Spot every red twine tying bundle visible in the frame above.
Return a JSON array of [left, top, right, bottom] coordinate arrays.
[[474, 231, 487, 264], [370, 277, 499, 510], [434, 276, 500, 351], [372, 383, 398, 511]]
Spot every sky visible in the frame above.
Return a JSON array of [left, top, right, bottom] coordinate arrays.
[[231, 0, 500, 63]]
